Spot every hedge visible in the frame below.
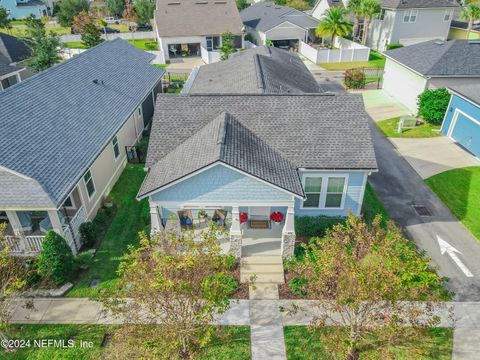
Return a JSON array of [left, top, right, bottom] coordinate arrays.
[[294, 216, 345, 237]]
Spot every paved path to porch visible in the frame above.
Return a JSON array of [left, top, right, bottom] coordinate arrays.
[[8, 298, 480, 358]]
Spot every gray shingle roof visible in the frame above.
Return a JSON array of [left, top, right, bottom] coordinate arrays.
[[139, 111, 303, 197], [140, 94, 377, 197], [449, 84, 480, 106], [0, 39, 165, 209], [241, 2, 318, 32], [0, 54, 17, 77], [154, 0, 244, 37], [379, 0, 458, 9], [187, 46, 320, 94], [0, 33, 30, 64], [385, 40, 480, 76]]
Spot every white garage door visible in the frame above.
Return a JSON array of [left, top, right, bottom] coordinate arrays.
[[382, 59, 427, 114]]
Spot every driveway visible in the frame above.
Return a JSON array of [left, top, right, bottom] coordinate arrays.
[[390, 137, 480, 179], [361, 89, 411, 121]]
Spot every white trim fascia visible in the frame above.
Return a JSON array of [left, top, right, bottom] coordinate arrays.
[[447, 108, 480, 139], [356, 172, 369, 217], [440, 93, 454, 133], [150, 200, 296, 208], [138, 162, 304, 200], [0, 165, 32, 180], [299, 168, 373, 173], [0, 69, 23, 81], [266, 20, 307, 34], [447, 89, 480, 108]]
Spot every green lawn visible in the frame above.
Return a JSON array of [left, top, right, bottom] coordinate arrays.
[[426, 167, 480, 240], [284, 326, 453, 359], [126, 38, 158, 51], [377, 117, 441, 138], [63, 41, 87, 49], [5, 325, 250, 359], [319, 51, 386, 71], [361, 183, 390, 226], [66, 164, 150, 298], [1, 23, 128, 38]]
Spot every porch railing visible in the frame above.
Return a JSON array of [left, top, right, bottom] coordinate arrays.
[[4, 235, 45, 255], [62, 205, 87, 255]]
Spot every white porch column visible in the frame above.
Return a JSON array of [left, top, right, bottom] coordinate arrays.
[[47, 210, 63, 235], [150, 203, 163, 233], [229, 206, 242, 258], [281, 205, 296, 259], [5, 211, 27, 252]]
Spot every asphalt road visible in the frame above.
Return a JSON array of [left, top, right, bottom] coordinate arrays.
[[368, 120, 480, 301]]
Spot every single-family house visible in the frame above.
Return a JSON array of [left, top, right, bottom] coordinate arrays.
[[153, 0, 245, 64], [311, 0, 347, 20], [0, 33, 31, 91], [183, 45, 321, 94], [0, 39, 165, 256], [0, 0, 50, 19], [363, 0, 458, 51], [137, 94, 377, 259], [449, 20, 480, 40], [441, 84, 480, 158], [382, 40, 480, 114], [241, 2, 319, 50]]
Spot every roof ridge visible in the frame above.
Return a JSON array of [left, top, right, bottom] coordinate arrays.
[[425, 39, 458, 74], [216, 112, 228, 158], [253, 54, 266, 92]]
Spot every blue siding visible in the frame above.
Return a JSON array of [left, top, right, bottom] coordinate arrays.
[[294, 171, 367, 217], [441, 94, 480, 158], [150, 164, 293, 203]]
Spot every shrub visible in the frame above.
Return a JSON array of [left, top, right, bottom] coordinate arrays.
[[294, 215, 345, 237], [417, 88, 451, 125], [79, 221, 96, 248], [201, 272, 238, 301], [288, 277, 307, 296], [386, 43, 403, 50], [344, 68, 365, 89], [74, 251, 94, 271], [37, 231, 74, 286]]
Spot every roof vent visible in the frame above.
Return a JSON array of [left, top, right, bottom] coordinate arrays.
[[92, 79, 104, 85], [167, 1, 180, 4], [434, 40, 445, 45], [214, 1, 226, 3], [195, 1, 208, 4]]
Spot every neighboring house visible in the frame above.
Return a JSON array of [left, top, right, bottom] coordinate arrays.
[[137, 94, 377, 259], [241, 2, 318, 49], [363, 0, 458, 51], [153, 0, 244, 64], [0, 39, 165, 256], [0, 0, 50, 19], [0, 33, 31, 90], [449, 20, 480, 40], [184, 45, 321, 94], [441, 84, 480, 158], [382, 40, 480, 114], [311, 0, 347, 20]]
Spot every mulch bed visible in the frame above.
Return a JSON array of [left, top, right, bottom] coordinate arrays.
[[231, 262, 249, 299]]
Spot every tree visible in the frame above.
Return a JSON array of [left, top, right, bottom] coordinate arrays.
[[287, 215, 449, 359], [360, 0, 381, 45], [37, 230, 74, 286], [71, 10, 95, 34], [347, 0, 362, 41], [102, 226, 238, 359], [123, 0, 138, 34], [57, 0, 89, 27], [133, 0, 154, 25], [315, 8, 352, 47], [81, 23, 104, 48], [106, 0, 125, 17], [24, 17, 62, 72], [0, 7, 11, 31], [220, 32, 235, 60], [417, 88, 451, 125], [461, 2, 480, 39], [236, 0, 248, 10]]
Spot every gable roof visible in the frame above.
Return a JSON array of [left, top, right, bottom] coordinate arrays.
[[140, 94, 377, 198], [139, 111, 304, 197], [0, 33, 31, 64], [449, 84, 480, 106], [241, 2, 318, 32], [0, 55, 18, 77], [154, 0, 244, 37], [385, 40, 480, 77], [0, 39, 165, 209], [186, 46, 321, 94], [379, 0, 458, 9]]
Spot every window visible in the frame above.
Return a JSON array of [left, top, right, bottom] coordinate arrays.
[[379, 9, 386, 21], [62, 195, 75, 208], [83, 170, 96, 198], [206, 36, 221, 51], [325, 177, 346, 208], [403, 10, 418, 23], [303, 177, 322, 208], [444, 9, 453, 22], [112, 136, 120, 159]]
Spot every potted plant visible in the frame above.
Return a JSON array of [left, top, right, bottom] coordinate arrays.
[[198, 209, 208, 219], [270, 211, 284, 226], [239, 212, 248, 228]]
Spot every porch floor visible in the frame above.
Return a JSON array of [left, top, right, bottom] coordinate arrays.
[[242, 227, 282, 257]]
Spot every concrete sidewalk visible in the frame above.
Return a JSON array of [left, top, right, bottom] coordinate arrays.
[[361, 89, 411, 122]]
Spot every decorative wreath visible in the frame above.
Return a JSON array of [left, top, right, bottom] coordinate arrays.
[[239, 212, 248, 224], [270, 211, 284, 223]]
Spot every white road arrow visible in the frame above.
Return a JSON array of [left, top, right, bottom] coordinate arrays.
[[437, 235, 474, 278]]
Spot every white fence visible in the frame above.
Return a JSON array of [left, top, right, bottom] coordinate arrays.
[[60, 31, 155, 43], [200, 46, 221, 64], [62, 205, 87, 255], [299, 37, 370, 64]]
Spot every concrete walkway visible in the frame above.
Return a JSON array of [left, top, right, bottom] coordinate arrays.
[[360, 89, 411, 121], [389, 137, 480, 179]]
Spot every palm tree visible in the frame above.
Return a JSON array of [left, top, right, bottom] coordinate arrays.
[[316, 7, 353, 47], [461, 2, 480, 39], [348, 0, 363, 41], [360, 0, 381, 46]]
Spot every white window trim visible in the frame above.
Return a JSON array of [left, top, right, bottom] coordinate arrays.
[[83, 169, 96, 200], [112, 135, 120, 160], [444, 9, 453, 22], [62, 194, 76, 210], [300, 174, 349, 210], [403, 10, 418, 23], [379, 9, 386, 21]]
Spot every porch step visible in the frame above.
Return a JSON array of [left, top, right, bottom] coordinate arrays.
[[240, 256, 284, 284]]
